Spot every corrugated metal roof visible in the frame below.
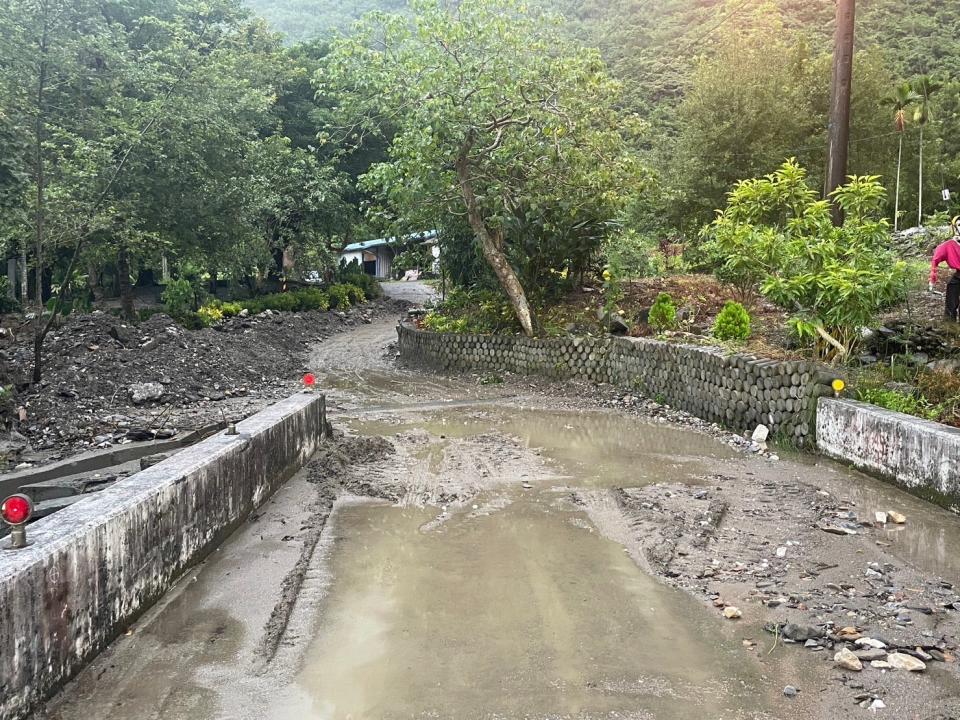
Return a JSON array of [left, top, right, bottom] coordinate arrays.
[[342, 230, 437, 254]]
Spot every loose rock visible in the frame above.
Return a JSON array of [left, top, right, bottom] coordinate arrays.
[[834, 647, 863, 672]]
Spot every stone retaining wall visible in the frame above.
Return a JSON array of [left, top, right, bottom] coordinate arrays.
[[817, 397, 960, 511], [0, 392, 326, 720], [398, 324, 833, 442]]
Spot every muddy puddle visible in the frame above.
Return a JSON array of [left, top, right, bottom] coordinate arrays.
[[780, 451, 960, 580], [346, 406, 739, 489], [270, 500, 776, 720]]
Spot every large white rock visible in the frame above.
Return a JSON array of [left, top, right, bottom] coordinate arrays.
[[834, 647, 863, 671], [887, 652, 926, 672]]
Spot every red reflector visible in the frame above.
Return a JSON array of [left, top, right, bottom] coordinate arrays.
[[303, 373, 316, 387], [1, 495, 32, 525]]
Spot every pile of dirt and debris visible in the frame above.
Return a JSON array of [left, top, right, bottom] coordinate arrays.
[[0, 299, 407, 471]]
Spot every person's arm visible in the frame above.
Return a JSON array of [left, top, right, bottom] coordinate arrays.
[[931, 244, 947, 289]]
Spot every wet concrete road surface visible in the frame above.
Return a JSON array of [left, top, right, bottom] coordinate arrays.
[[39, 317, 960, 720], [270, 499, 774, 720]]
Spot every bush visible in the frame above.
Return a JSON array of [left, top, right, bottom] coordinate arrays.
[[648, 292, 677, 332], [0, 277, 20, 314], [326, 283, 364, 309], [162, 279, 199, 318], [197, 304, 224, 326], [706, 160, 907, 361], [856, 387, 941, 421], [336, 265, 383, 299], [421, 312, 470, 333], [292, 288, 330, 311], [712, 301, 752, 342]]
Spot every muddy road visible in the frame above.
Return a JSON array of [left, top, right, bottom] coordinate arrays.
[[38, 298, 960, 720]]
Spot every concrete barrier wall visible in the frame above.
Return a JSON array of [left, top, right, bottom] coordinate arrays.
[[398, 323, 833, 442], [817, 397, 960, 510], [0, 392, 326, 720]]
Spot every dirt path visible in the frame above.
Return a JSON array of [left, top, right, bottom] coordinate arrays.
[[40, 308, 960, 720]]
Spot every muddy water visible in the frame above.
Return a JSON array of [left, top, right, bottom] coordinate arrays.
[[784, 452, 960, 580], [347, 406, 739, 489], [272, 500, 773, 720]]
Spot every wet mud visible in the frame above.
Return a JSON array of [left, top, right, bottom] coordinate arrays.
[[39, 315, 960, 720]]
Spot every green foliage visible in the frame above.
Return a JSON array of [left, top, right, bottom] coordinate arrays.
[[335, 263, 383, 299], [421, 312, 470, 334], [602, 230, 656, 279], [856, 387, 941, 421], [321, 0, 648, 333], [0, 278, 20, 314], [712, 301, 752, 343], [707, 160, 908, 360], [197, 304, 225, 326], [602, 261, 624, 319], [162, 279, 201, 319], [648, 293, 677, 332], [422, 287, 519, 335], [392, 245, 434, 279]]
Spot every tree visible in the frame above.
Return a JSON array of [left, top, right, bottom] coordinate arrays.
[[320, 0, 645, 336], [707, 160, 907, 362], [0, 0, 274, 379], [887, 82, 920, 231], [913, 75, 941, 227]]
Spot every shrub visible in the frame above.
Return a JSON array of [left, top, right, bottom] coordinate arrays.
[[712, 301, 752, 342], [421, 312, 470, 333], [648, 292, 677, 332], [326, 284, 353, 309], [197, 304, 224, 326], [706, 160, 907, 361], [856, 387, 941, 421], [0, 278, 20, 314], [219, 301, 244, 317], [292, 288, 330, 311], [162, 279, 198, 318], [336, 267, 383, 299]]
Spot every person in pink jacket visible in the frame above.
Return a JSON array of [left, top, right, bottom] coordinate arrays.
[[930, 215, 960, 321]]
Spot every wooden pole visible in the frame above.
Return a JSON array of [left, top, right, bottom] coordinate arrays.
[[825, 0, 856, 226]]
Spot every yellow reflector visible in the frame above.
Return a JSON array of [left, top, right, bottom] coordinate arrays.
[[832, 379, 846, 394]]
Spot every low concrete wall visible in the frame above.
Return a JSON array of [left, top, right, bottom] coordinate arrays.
[[817, 397, 960, 510], [398, 323, 834, 442], [0, 392, 326, 720]]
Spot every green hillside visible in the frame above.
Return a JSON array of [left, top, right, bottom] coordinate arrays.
[[244, 0, 406, 42]]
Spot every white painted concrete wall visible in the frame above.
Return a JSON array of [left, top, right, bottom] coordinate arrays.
[[817, 397, 960, 510]]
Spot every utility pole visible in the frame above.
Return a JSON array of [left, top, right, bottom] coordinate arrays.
[[825, 0, 856, 226]]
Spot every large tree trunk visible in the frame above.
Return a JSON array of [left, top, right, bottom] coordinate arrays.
[[455, 149, 536, 337], [117, 242, 135, 320]]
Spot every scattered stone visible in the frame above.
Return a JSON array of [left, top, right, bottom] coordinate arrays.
[[870, 660, 891, 670], [775, 546, 787, 558], [128, 382, 164, 404], [887, 511, 906, 524], [834, 647, 863, 672], [820, 524, 857, 536], [855, 637, 887, 650], [751, 424, 769, 444], [783, 685, 799, 697], [875, 511, 888, 524], [854, 649, 888, 662], [723, 606, 742, 620], [782, 623, 822, 642], [886, 652, 926, 672]]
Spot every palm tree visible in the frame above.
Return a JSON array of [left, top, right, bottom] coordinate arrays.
[[887, 82, 920, 231], [913, 75, 942, 227]]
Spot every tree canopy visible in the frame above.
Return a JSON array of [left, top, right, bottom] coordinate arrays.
[[319, 0, 647, 335]]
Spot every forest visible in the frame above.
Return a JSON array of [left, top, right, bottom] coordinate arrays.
[[1, 0, 960, 397]]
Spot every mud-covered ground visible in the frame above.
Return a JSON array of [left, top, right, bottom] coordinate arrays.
[[40, 302, 960, 720], [0, 299, 407, 471]]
